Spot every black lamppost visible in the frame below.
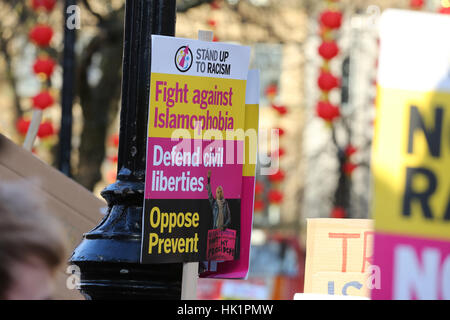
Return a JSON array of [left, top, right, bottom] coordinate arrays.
[[70, 0, 182, 299]]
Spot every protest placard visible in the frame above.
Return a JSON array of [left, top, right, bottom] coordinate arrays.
[[371, 10, 450, 300], [304, 219, 374, 298], [140, 35, 250, 264]]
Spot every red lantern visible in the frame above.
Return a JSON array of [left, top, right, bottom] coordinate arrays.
[[107, 170, 117, 183], [440, 7, 450, 14], [276, 127, 285, 137], [271, 147, 286, 158], [316, 101, 340, 122], [110, 133, 120, 148], [318, 41, 339, 60], [207, 19, 217, 27], [108, 155, 118, 163], [410, 0, 424, 9], [31, 0, 56, 12], [29, 25, 53, 47], [254, 200, 265, 212], [210, 1, 221, 10], [265, 83, 278, 98], [16, 118, 31, 136], [271, 104, 288, 115], [318, 71, 339, 91], [320, 10, 343, 29], [344, 144, 357, 158], [37, 121, 55, 138], [32, 91, 54, 110], [268, 170, 285, 183], [213, 35, 219, 42], [268, 190, 283, 204], [33, 57, 56, 78], [343, 162, 358, 175], [331, 207, 346, 218], [255, 181, 264, 195]]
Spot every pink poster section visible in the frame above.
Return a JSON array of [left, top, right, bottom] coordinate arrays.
[[371, 232, 450, 300], [200, 176, 254, 279], [145, 137, 243, 199]]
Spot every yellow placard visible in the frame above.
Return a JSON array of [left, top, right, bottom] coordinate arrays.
[[148, 73, 246, 140], [304, 219, 374, 298], [372, 87, 450, 241]]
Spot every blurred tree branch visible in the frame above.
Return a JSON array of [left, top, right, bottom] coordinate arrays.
[[176, 0, 215, 12], [74, 5, 124, 190], [81, 0, 105, 23], [0, 0, 32, 120]]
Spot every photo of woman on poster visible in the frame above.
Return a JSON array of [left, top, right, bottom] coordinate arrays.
[[206, 170, 231, 231]]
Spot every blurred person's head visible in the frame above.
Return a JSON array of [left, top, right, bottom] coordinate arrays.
[[0, 181, 66, 300], [216, 186, 224, 200]]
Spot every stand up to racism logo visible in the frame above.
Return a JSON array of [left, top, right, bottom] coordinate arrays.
[[175, 45, 193, 72]]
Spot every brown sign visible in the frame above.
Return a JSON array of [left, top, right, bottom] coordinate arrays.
[[0, 134, 105, 300]]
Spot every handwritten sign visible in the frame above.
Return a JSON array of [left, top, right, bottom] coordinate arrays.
[[206, 228, 236, 261], [371, 10, 450, 300], [304, 219, 374, 298]]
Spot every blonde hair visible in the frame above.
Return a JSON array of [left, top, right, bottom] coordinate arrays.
[[0, 181, 66, 298]]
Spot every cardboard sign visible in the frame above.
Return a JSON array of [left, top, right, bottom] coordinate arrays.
[[206, 228, 236, 261], [371, 10, 450, 300], [140, 36, 250, 264], [304, 219, 374, 298], [199, 70, 259, 279], [0, 134, 104, 300]]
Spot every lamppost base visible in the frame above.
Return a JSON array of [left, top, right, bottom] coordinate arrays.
[[70, 181, 183, 300]]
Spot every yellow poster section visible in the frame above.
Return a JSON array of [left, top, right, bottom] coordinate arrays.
[[304, 219, 374, 298], [372, 87, 450, 241], [148, 73, 246, 140], [243, 104, 259, 177]]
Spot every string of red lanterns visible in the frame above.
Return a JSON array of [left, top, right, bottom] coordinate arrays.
[[316, 1, 342, 125], [254, 181, 265, 213], [207, 1, 221, 42], [253, 81, 289, 214], [17, 2, 57, 142], [318, 1, 347, 218], [268, 83, 287, 208]]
